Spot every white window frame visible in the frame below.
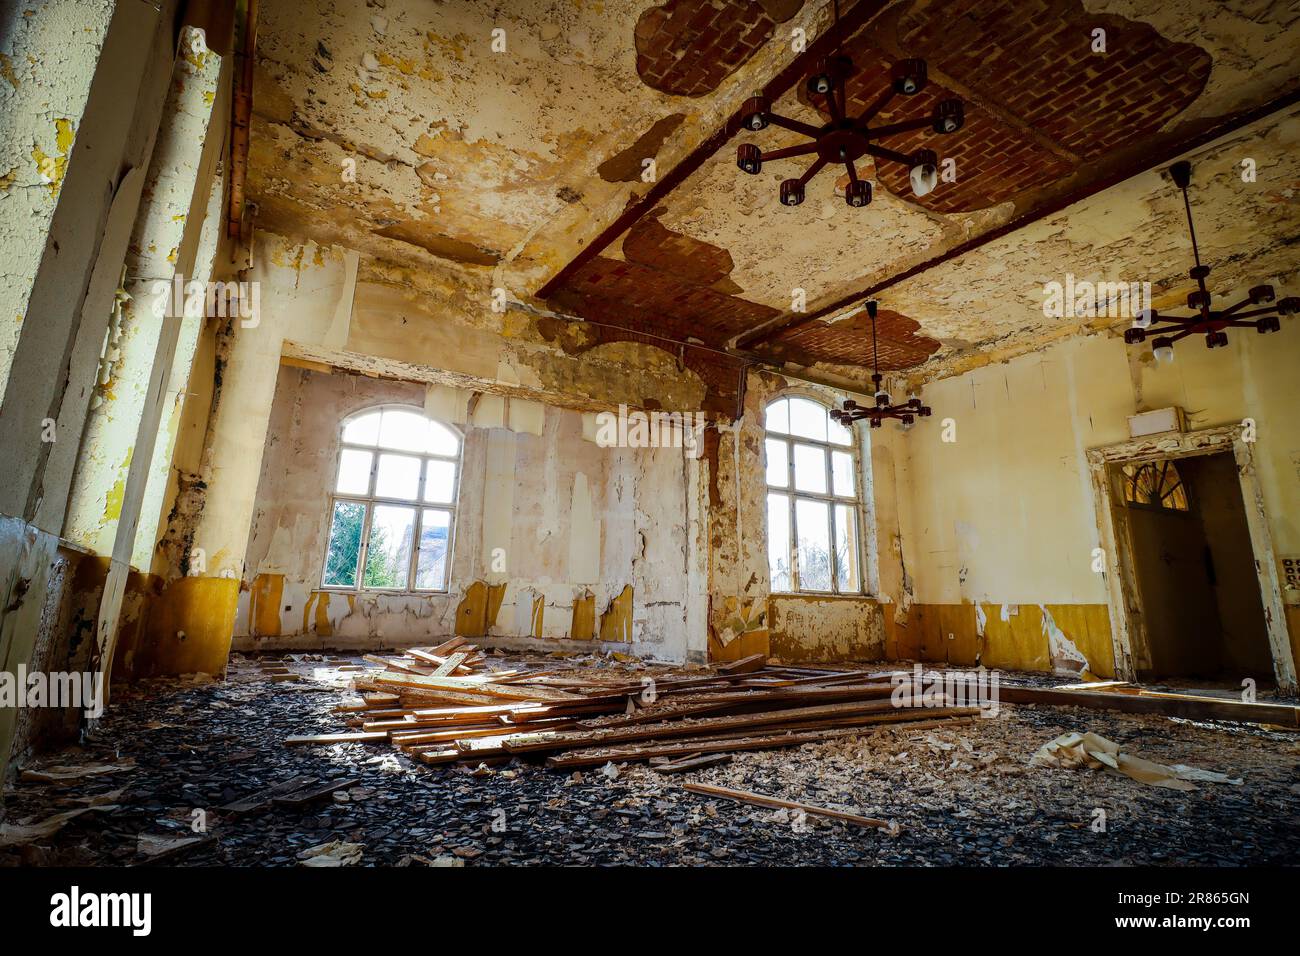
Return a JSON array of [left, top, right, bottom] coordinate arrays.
[[320, 404, 462, 594], [764, 394, 867, 596]]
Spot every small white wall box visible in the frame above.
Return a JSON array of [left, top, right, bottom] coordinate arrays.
[[1127, 406, 1186, 438]]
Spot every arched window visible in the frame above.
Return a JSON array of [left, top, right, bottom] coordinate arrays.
[[764, 395, 863, 593], [321, 405, 461, 593], [1122, 459, 1189, 512]]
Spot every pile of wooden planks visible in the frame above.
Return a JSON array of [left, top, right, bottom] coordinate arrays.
[[287, 650, 980, 768], [286, 648, 1300, 769]]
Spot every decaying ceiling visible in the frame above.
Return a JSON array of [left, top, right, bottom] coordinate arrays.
[[248, 0, 1300, 398]]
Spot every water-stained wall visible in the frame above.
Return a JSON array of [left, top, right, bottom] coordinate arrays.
[[705, 367, 896, 664], [232, 364, 704, 661], [896, 316, 1300, 682]]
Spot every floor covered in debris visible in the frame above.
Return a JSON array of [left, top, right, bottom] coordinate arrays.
[[2, 653, 1297, 867]]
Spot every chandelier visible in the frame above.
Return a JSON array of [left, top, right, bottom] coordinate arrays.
[[1124, 160, 1297, 361], [831, 301, 931, 428], [734, 0, 963, 208]]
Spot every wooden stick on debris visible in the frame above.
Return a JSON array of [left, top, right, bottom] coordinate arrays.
[[681, 783, 897, 831]]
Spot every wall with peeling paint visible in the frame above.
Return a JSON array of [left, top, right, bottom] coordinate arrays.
[[230, 364, 703, 660], [898, 315, 1300, 678], [706, 367, 895, 663], [0, 0, 202, 790]]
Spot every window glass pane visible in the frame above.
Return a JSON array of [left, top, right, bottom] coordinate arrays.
[[364, 504, 415, 589], [793, 444, 827, 494], [828, 413, 852, 446], [415, 509, 451, 589], [831, 450, 855, 497], [765, 439, 788, 488], [341, 411, 381, 446], [765, 398, 789, 434], [795, 498, 832, 591], [767, 493, 791, 592], [323, 500, 366, 587], [834, 503, 859, 592], [788, 397, 827, 442], [427, 420, 460, 457], [423, 459, 456, 503], [375, 453, 420, 499], [335, 448, 372, 494], [378, 408, 431, 452]]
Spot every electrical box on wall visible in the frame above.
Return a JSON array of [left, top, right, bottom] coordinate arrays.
[[1128, 406, 1186, 439], [1280, 556, 1300, 603]]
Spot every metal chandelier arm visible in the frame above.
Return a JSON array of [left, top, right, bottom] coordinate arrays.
[[856, 88, 896, 126], [761, 142, 821, 162], [765, 113, 822, 138]]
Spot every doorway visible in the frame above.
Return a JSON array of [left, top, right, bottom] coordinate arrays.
[[1118, 452, 1272, 681], [1088, 425, 1296, 693]]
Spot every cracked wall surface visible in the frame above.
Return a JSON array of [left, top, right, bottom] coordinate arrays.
[[0, 0, 113, 398], [230, 364, 704, 661], [890, 302, 1300, 677]]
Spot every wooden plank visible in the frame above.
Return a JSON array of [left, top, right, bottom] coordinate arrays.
[[545, 717, 977, 769], [575, 682, 898, 730], [504, 698, 921, 755], [432, 651, 470, 676], [681, 783, 894, 830], [653, 753, 732, 774], [391, 718, 578, 747], [362, 654, 432, 675], [285, 731, 389, 746], [717, 653, 768, 675], [219, 775, 316, 814], [273, 778, 358, 807], [998, 684, 1299, 726], [373, 671, 585, 702]]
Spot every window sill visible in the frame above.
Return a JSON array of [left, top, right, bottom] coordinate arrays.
[[769, 591, 878, 601], [318, 587, 451, 596]]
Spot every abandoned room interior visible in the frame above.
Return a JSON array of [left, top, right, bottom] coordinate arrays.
[[1, 0, 1299, 890]]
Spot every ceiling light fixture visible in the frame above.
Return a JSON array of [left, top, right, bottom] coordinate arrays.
[[831, 301, 931, 428], [1125, 160, 1297, 362], [735, 0, 962, 208]]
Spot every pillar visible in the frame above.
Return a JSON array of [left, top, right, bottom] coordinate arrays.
[[62, 26, 224, 676]]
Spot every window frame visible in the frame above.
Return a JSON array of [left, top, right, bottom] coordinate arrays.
[[764, 394, 868, 596], [1121, 459, 1191, 514], [321, 404, 462, 594]]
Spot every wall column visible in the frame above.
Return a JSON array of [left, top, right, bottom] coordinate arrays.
[[62, 27, 224, 677], [129, 239, 351, 677]]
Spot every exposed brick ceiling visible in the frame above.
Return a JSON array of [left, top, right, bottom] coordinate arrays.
[[543, 0, 1297, 385], [763, 307, 940, 369], [251, 0, 1300, 396], [635, 0, 799, 96]]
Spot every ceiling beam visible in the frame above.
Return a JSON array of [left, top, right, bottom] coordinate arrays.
[[535, 0, 891, 300], [736, 85, 1300, 350]]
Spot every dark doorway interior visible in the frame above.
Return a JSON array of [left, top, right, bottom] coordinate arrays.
[[1119, 452, 1273, 683]]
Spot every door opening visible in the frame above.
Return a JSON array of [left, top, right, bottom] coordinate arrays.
[[1115, 452, 1273, 683]]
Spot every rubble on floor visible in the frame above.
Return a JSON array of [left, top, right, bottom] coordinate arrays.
[[1, 651, 1297, 867], [299, 641, 982, 768]]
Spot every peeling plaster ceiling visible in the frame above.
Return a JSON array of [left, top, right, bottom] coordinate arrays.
[[248, 0, 829, 289], [889, 105, 1300, 382], [248, 0, 1300, 392]]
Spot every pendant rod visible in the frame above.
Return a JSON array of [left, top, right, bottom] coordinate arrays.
[[1180, 183, 1202, 270]]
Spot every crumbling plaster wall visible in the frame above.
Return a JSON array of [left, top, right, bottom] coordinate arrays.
[[0, 0, 115, 398], [706, 367, 896, 663], [0, 0, 190, 790], [897, 314, 1300, 679], [231, 365, 701, 660]]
